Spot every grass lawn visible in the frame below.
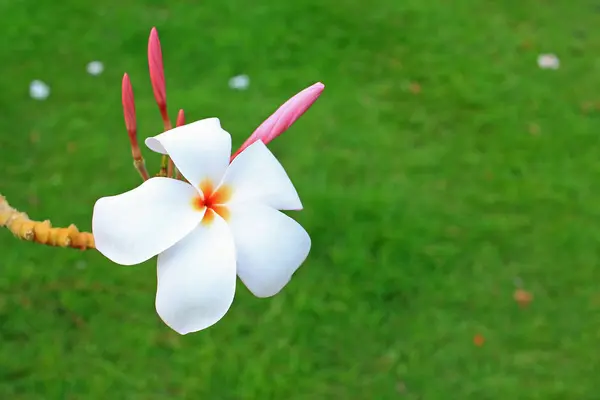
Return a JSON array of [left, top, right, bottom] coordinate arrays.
[[2, 0, 600, 398]]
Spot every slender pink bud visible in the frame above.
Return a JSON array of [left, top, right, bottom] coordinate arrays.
[[148, 27, 171, 129], [231, 82, 324, 160], [121, 73, 138, 151], [122, 73, 149, 181], [176, 109, 185, 127]]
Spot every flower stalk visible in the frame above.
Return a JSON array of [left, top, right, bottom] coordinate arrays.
[[0, 195, 95, 249]]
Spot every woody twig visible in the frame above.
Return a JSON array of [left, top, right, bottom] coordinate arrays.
[[0, 195, 95, 250]]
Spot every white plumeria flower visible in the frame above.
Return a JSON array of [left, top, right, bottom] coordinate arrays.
[[92, 118, 310, 334]]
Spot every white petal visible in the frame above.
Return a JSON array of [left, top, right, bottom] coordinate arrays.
[[221, 140, 302, 210], [145, 118, 232, 187], [92, 177, 202, 266], [229, 204, 310, 298], [155, 215, 237, 334]]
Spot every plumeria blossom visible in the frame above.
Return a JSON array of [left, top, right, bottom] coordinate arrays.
[[90, 27, 322, 334], [92, 118, 311, 334]]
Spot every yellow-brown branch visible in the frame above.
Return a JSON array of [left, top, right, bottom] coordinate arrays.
[[0, 194, 95, 250]]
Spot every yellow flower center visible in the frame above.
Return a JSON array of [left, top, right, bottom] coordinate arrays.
[[191, 179, 232, 225]]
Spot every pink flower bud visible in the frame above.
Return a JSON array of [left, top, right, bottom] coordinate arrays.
[[148, 27, 170, 128], [121, 73, 138, 148], [176, 109, 185, 127], [232, 82, 324, 160]]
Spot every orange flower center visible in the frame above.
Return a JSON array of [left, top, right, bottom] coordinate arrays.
[[191, 179, 232, 225]]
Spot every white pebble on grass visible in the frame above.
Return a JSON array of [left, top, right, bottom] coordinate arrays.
[[86, 61, 104, 76], [29, 80, 50, 100], [228, 74, 250, 90], [537, 54, 560, 69]]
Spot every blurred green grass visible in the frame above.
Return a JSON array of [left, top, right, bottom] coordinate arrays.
[[2, 0, 600, 398]]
